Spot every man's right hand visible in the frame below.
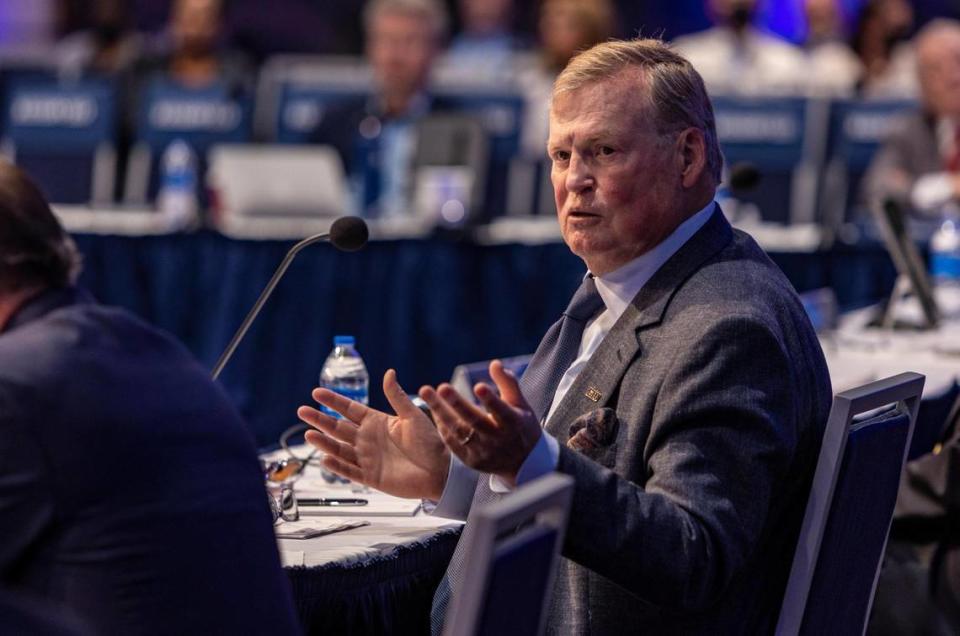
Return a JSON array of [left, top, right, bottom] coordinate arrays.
[[297, 369, 450, 500]]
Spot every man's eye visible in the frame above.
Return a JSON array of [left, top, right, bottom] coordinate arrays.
[[598, 146, 616, 156], [553, 151, 570, 162]]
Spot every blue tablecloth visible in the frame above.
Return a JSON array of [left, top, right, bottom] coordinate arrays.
[[73, 231, 897, 447]]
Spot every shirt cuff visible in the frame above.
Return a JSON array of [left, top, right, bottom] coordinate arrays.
[[911, 173, 955, 213], [424, 454, 479, 521], [488, 432, 560, 493]]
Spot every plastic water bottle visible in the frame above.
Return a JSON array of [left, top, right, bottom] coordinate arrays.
[[930, 216, 960, 287], [319, 335, 369, 419], [157, 139, 198, 228]]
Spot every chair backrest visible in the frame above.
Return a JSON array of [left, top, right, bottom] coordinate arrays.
[[713, 96, 827, 225], [1, 77, 117, 203], [450, 354, 532, 403], [820, 98, 915, 232], [127, 78, 252, 203], [443, 473, 574, 636], [777, 371, 925, 636]]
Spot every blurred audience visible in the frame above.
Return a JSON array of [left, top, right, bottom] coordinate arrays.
[[441, 0, 523, 81], [863, 19, 960, 219], [672, 0, 807, 96], [133, 0, 252, 92], [54, 0, 142, 79], [0, 160, 300, 634], [803, 0, 862, 96], [851, 0, 917, 98], [311, 0, 449, 218], [519, 0, 615, 155]]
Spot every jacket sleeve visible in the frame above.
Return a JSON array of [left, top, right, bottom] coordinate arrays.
[[0, 389, 55, 577], [555, 314, 807, 612]]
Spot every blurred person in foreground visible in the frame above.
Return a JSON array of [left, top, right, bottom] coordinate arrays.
[[672, 0, 807, 96], [851, 0, 917, 98], [803, 0, 862, 96], [300, 38, 832, 633], [0, 161, 299, 635], [863, 20, 960, 220], [311, 0, 449, 219]]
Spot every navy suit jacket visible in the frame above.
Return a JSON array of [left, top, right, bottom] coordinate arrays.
[[0, 288, 299, 635]]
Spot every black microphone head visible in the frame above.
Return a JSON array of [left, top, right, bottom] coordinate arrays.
[[329, 216, 369, 252], [729, 162, 761, 192]]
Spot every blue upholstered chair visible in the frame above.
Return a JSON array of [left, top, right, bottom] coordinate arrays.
[[125, 78, 252, 204], [819, 99, 915, 235], [776, 372, 925, 636], [1, 77, 117, 204], [443, 473, 574, 636], [712, 96, 828, 225]]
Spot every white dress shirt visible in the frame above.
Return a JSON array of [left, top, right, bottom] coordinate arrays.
[[431, 202, 717, 515]]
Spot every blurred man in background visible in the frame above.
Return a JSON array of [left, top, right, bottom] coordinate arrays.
[[54, 0, 142, 79], [864, 20, 960, 219], [851, 0, 917, 98], [0, 161, 299, 634], [673, 0, 807, 95], [312, 0, 449, 219], [442, 0, 521, 80]]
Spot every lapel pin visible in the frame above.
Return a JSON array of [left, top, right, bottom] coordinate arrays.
[[585, 387, 602, 402]]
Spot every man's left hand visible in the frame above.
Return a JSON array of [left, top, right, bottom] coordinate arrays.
[[419, 359, 542, 485]]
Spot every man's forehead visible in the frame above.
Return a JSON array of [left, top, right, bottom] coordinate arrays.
[[549, 70, 650, 132]]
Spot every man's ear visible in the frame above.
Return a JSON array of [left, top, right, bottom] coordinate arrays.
[[676, 127, 707, 189]]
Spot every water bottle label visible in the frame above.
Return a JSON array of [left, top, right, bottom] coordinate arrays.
[[320, 386, 369, 419], [931, 253, 960, 279]]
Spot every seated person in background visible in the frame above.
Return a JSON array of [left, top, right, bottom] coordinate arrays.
[[440, 0, 524, 81], [132, 0, 252, 93], [851, 0, 917, 98], [519, 0, 615, 156], [863, 20, 960, 219], [312, 0, 449, 219], [672, 0, 808, 96], [0, 161, 299, 635], [803, 0, 862, 97], [301, 38, 832, 633], [54, 0, 143, 80]]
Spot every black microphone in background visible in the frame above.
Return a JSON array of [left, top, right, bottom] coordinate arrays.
[[211, 216, 369, 379], [728, 162, 761, 194]]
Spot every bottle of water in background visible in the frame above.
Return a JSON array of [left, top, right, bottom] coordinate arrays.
[[319, 335, 369, 419], [157, 139, 198, 229], [930, 216, 960, 287]]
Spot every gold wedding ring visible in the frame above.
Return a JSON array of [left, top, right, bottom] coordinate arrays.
[[459, 429, 476, 445]]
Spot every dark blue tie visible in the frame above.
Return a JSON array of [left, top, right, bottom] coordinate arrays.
[[520, 275, 606, 422], [430, 276, 605, 635]]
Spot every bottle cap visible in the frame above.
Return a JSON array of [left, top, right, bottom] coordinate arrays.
[[333, 335, 355, 346]]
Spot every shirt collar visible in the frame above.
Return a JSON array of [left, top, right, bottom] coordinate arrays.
[[2, 286, 90, 335], [592, 201, 716, 321]]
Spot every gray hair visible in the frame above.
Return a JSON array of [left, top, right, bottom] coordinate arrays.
[[554, 38, 723, 183], [363, 0, 449, 42]]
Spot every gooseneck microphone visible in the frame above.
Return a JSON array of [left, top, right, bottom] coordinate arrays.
[[211, 216, 369, 379]]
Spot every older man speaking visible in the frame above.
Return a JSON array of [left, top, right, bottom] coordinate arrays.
[[299, 38, 831, 634]]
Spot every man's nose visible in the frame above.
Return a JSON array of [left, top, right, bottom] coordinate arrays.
[[565, 154, 594, 193]]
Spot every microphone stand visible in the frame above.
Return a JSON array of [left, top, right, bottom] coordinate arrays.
[[211, 232, 330, 380]]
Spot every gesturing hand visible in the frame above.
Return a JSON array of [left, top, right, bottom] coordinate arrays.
[[418, 360, 542, 486], [297, 369, 449, 500]]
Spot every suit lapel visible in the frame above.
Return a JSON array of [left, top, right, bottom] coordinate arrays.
[[545, 209, 734, 442]]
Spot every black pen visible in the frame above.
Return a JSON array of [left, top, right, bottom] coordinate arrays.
[[297, 497, 369, 506]]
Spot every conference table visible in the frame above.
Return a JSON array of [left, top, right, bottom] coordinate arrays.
[[260, 445, 461, 634]]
